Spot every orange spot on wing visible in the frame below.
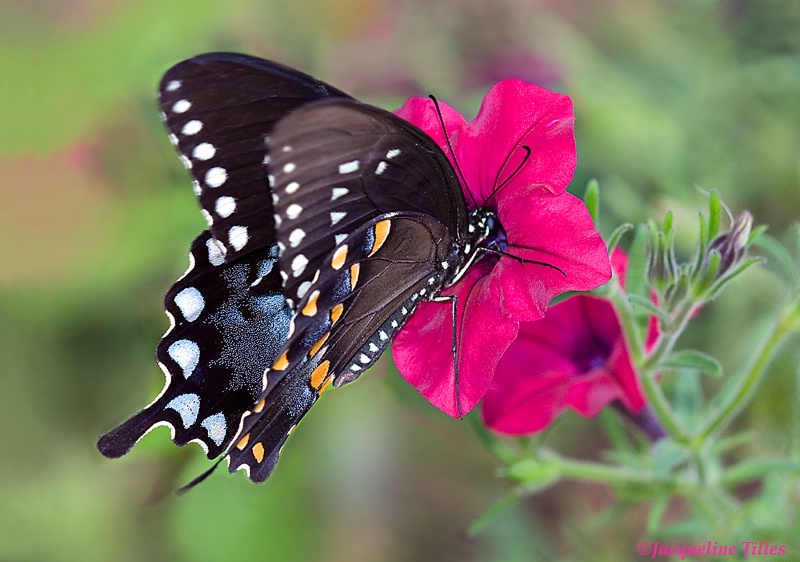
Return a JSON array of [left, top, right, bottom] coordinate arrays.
[[302, 290, 320, 316], [369, 220, 391, 256], [272, 351, 289, 371], [252, 442, 265, 463], [236, 434, 250, 450], [310, 360, 330, 389], [253, 398, 266, 413], [330, 303, 344, 325], [332, 245, 348, 270], [349, 263, 360, 290]]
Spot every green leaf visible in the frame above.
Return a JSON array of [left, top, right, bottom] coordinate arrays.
[[646, 495, 670, 535], [628, 294, 669, 322], [672, 370, 704, 430], [753, 232, 799, 287], [605, 222, 634, 257], [651, 439, 690, 478], [504, 459, 561, 492], [626, 224, 651, 305], [721, 459, 800, 487], [707, 191, 721, 242], [661, 350, 723, 377], [583, 179, 600, 223]]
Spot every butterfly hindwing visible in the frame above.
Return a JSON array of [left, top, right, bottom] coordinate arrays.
[[225, 213, 452, 481], [158, 53, 352, 262], [97, 231, 291, 459]]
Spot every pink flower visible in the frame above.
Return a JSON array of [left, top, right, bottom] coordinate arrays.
[[481, 249, 647, 435], [391, 80, 612, 417]]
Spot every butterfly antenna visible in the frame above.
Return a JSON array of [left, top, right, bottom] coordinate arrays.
[[428, 95, 478, 209], [485, 145, 532, 205]]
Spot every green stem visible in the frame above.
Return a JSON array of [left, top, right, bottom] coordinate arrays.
[[642, 299, 697, 371], [607, 281, 645, 365], [694, 294, 800, 445], [523, 449, 696, 494], [609, 283, 691, 443]]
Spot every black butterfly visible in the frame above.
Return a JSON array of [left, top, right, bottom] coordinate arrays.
[[97, 52, 497, 483]]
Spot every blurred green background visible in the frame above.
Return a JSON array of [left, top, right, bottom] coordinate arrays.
[[1, 1, 799, 561]]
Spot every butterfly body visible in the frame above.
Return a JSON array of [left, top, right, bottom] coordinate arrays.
[[98, 53, 495, 483]]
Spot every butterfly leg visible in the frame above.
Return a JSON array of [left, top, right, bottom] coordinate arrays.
[[431, 294, 463, 418]]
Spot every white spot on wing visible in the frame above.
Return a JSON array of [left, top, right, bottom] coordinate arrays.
[[375, 161, 387, 175], [285, 181, 300, 194], [289, 228, 306, 248], [201, 209, 213, 226], [172, 99, 191, 114], [386, 148, 401, 159], [166, 393, 200, 428], [359, 353, 370, 364], [286, 204, 303, 219], [168, 339, 200, 378], [174, 287, 204, 322], [228, 226, 249, 251], [205, 167, 227, 188], [193, 142, 216, 161], [215, 196, 236, 218], [297, 280, 312, 299], [330, 211, 346, 226], [166, 80, 181, 92], [334, 233, 347, 245], [339, 160, 359, 174], [379, 330, 388, 341], [207, 238, 226, 266], [369, 342, 379, 353], [283, 162, 296, 173], [201, 413, 227, 446], [331, 187, 348, 201], [182, 120, 202, 135], [291, 254, 308, 277]]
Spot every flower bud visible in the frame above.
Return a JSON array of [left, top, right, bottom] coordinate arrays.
[[707, 211, 753, 278]]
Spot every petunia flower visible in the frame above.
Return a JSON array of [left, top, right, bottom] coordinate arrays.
[[481, 249, 648, 435], [391, 80, 612, 417]]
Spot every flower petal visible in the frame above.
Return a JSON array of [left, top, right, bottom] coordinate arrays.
[[481, 295, 646, 435], [392, 262, 519, 417], [455, 80, 577, 205], [495, 189, 612, 321]]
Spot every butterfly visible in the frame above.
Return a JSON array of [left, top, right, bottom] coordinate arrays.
[[97, 52, 499, 483]]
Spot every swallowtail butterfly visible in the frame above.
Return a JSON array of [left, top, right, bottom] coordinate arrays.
[[97, 52, 499, 483]]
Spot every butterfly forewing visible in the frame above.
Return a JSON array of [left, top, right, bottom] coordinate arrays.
[[97, 231, 291, 458], [158, 53, 352, 262], [268, 100, 468, 304]]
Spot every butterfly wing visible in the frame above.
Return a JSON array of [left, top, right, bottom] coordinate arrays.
[[158, 52, 352, 261], [99, 54, 349, 460], [266, 99, 468, 304], [220, 101, 470, 481], [97, 231, 291, 458], [226, 213, 455, 481]]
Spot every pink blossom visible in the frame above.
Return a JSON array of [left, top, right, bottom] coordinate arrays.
[[391, 80, 612, 417], [481, 250, 647, 435]]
